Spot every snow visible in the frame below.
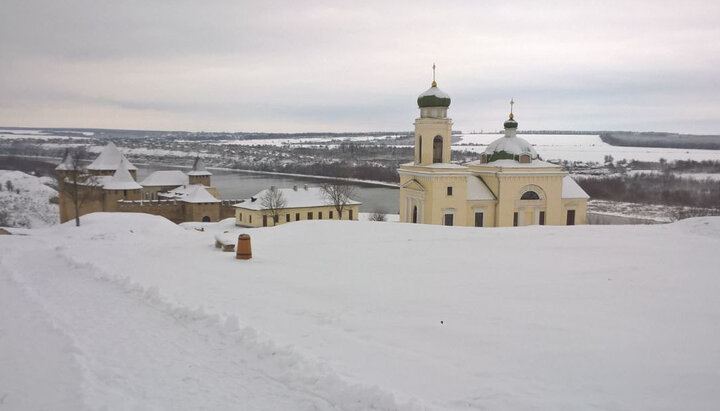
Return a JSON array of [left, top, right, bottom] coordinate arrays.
[[562, 176, 590, 199], [139, 170, 189, 187], [454, 133, 720, 163], [160, 184, 220, 203], [484, 135, 539, 157], [1, 213, 719, 410], [0, 170, 59, 228], [466, 176, 495, 200], [102, 160, 143, 190], [467, 158, 560, 168], [236, 186, 361, 210], [86, 142, 138, 171], [418, 85, 450, 99]]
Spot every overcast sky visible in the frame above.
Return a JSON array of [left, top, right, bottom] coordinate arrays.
[[1, 0, 719, 133]]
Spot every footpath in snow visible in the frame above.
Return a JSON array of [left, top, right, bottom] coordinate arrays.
[[2, 213, 720, 410]]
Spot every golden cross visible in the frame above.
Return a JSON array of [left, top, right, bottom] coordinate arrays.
[[510, 98, 514, 114]]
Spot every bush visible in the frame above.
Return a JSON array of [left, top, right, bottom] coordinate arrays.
[[369, 209, 387, 222]]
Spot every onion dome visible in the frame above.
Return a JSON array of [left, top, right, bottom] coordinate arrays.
[[504, 112, 518, 129], [417, 82, 451, 108]]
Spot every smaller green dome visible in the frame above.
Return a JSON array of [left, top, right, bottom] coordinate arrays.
[[417, 83, 451, 108], [503, 113, 517, 129]]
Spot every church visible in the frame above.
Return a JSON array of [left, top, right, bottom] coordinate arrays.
[[398, 73, 589, 227]]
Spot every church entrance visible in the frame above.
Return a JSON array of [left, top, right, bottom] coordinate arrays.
[[412, 206, 418, 223]]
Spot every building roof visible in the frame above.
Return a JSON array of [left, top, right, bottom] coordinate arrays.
[[87, 142, 138, 171], [140, 170, 189, 187], [159, 184, 220, 203], [417, 84, 451, 108], [467, 159, 560, 169], [103, 160, 142, 190], [188, 156, 212, 176], [55, 151, 75, 170], [561, 176, 590, 199], [484, 135, 538, 159], [467, 176, 496, 201], [234, 186, 361, 211]]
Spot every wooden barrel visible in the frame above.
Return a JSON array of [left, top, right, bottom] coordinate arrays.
[[236, 234, 252, 260]]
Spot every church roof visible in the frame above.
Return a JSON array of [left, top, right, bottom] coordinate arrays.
[[417, 85, 451, 108], [484, 135, 538, 159], [561, 176, 590, 199], [55, 151, 75, 170], [103, 160, 142, 190], [234, 186, 361, 210], [467, 177, 496, 201], [87, 142, 138, 171], [140, 170, 189, 187]]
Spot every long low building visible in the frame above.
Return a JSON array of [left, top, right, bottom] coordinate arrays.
[[234, 185, 361, 227]]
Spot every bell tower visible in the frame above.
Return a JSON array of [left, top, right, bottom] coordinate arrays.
[[414, 64, 453, 165]]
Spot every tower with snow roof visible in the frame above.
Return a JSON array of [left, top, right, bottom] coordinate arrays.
[[414, 64, 452, 165], [86, 142, 138, 179], [188, 155, 212, 186]]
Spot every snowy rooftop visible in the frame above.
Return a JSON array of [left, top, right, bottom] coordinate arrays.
[[140, 170, 189, 187], [467, 176, 496, 201], [102, 160, 142, 190], [159, 184, 220, 203], [87, 142, 138, 171], [484, 135, 538, 157], [235, 186, 361, 210], [467, 158, 561, 169], [187, 156, 212, 176], [55, 152, 75, 170], [562, 175, 591, 199]]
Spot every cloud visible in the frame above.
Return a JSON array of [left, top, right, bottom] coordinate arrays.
[[1, 0, 719, 133]]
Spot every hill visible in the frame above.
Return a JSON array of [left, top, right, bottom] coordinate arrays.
[[600, 131, 720, 150], [1, 213, 719, 410], [0, 170, 59, 228]]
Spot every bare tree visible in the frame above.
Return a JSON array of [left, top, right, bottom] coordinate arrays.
[[56, 147, 99, 227], [260, 186, 286, 225], [369, 209, 387, 222], [321, 182, 357, 220]]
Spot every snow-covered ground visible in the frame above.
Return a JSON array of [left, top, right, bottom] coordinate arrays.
[[0, 170, 59, 228], [2, 213, 719, 410], [455, 133, 720, 163]]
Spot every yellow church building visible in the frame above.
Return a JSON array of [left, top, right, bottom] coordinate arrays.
[[398, 75, 589, 227]]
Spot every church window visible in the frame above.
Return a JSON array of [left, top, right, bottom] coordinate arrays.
[[418, 136, 422, 162], [539, 211, 546, 225], [447, 186, 453, 196], [307, 212, 313, 220], [566, 210, 576, 225], [521, 191, 540, 200], [475, 212, 484, 227], [444, 213, 454, 226], [433, 136, 443, 163], [513, 212, 519, 227]]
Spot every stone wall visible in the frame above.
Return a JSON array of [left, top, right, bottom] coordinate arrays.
[[116, 200, 185, 223]]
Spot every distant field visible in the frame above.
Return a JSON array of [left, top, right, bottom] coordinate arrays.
[[600, 132, 720, 150]]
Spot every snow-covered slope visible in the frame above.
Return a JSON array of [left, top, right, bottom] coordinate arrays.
[[1, 214, 719, 410], [0, 170, 59, 228]]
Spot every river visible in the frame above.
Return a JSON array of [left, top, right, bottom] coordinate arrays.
[[137, 166, 400, 214]]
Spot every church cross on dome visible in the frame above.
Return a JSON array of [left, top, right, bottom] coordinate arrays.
[[432, 63, 437, 87], [509, 98, 515, 119]]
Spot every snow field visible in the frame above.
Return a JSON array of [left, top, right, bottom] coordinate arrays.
[[2, 213, 720, 410]]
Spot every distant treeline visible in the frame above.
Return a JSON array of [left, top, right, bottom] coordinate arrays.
[[600, 132, 720, 150], [577, 173, 720, 210]]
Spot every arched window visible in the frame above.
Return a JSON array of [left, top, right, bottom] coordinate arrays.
[[520, 191, 540, 200], [433, 136, 443, 163]]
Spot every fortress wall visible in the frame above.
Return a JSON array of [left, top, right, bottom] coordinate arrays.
[[116, 200, 185, 223]]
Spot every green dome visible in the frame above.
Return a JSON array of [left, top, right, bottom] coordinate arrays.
[[417, 83, 451, 108]]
